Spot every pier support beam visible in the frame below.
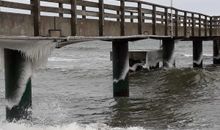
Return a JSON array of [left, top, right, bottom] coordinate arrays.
[[193, 40, 203, 68], [213, 38, 220, 64], [4, 49, 32, 121], [112, 40, 129, 97], [162, 38, 175, 68]]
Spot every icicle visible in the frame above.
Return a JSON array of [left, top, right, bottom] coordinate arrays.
[[0, 39, 55, 69]]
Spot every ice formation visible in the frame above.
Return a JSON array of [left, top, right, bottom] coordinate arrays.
[[0, 38, 55, 109]]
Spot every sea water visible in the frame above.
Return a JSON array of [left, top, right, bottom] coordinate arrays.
[[1, 39, 220, 130]]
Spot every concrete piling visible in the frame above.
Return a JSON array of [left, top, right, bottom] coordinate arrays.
[[213, 38, 220, 64], [4, 48, 32, 121], [193, 40, 203, 68], [112, 40, 129, 97], [162, 38, 175, 68]]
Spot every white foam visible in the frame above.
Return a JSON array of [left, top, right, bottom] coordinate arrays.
[[0, 122, 145, 130], [113, 54, 129, 83], [193, 53, 203, 65], [48, 57, 76, 62]]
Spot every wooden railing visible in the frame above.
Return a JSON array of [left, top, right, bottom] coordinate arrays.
[[0, 0, 220, 37]]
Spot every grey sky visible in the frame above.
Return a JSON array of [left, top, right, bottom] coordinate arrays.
[[1, 0, 220, 16], [145, 0, 220, 16]]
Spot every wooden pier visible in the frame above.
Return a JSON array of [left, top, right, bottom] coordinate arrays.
[[1, 0, 220, 121]]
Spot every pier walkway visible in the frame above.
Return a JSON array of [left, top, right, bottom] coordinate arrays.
[[1, 0, 220, 121]]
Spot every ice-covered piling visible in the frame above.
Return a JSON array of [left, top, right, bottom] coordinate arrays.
[[213, 38, 220, 64], [112, 40, 129, 97], [4, 48, 32, 121], [0, 38, 54, 121], [162, 38, 175, 68], [193, 39, 203, 68]]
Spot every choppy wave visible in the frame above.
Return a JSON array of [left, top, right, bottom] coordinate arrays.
[[48, 57, 77, 62], [0, 122, 145, 130], [180, 53, 213, 58]]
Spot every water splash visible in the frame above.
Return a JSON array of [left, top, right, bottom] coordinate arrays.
[[193, 53, 203, 65], [113, 55, 129, 83], [0, 122, 145, 130]]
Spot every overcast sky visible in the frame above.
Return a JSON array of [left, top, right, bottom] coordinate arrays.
[[1, 0, 220, 16], [144, 0, 220, 15]]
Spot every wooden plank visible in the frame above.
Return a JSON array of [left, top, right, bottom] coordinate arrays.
[[31, 0, 40, 36], [152, 5, 156, 35], [138, 2, 142, 35], [142, 8, 152, 14], [192, 13, 195, 36], [104, 4, 120, 11], [104, 13, 120, 19], [184, 11, 187, 37], [99, 0, 104, 36], [40, 0, 70, 4], [120, 0, 125, 36], [164, 8, 168, 36], [175, 9, 178, 37], [0, 1, 32, 10], [78, 0, 99, 8], [77, 10, 99, 17], [71, 0, 77, 36]]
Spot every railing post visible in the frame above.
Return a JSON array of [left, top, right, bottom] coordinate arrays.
[[31, 0, 40, 36], [130, 12, 134, 23], [152, 5, 156, 35], [82, 5, 86, 19], [112, 40, 129, 97], [117, 10, 120, 22], [198, 14, 201, 36], [59, 2, 63, 17], [193, 39, 203, 68], [5, 49, 32, 121], [138, 2, 142, 35], [99, 0, 104, 36], [164, 8, 168, 36], [205, 16, 208, 37], [210, 17, 213, 36], [120, 0, 125, 36], [71, 0, 77, 36], [184, 11, 187, 37], [192, 13, 195, 37], [175, 10, 178, 37]]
